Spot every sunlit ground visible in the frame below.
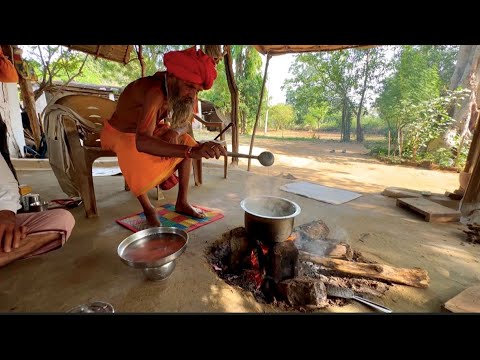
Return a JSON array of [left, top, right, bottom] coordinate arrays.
[[195, 128, 458, 195]]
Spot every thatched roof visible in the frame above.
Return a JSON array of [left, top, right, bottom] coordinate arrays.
[[253, 45, 374, 55], [64, 45, 133, 64], [64, 45, 374, 64]]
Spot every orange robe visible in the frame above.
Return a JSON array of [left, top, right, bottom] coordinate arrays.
[[0, 48, 19, 83], [101, 120, 196, 197]]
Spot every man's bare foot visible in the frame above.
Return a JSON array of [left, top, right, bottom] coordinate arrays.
[[175, 203, 206, 219], [144, 207, 161, 227]]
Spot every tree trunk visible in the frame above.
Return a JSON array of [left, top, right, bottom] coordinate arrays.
[[398, 128, 403, 157], [460, 109, 480, 215], [356, 51, 371, 143], [340, 100, 346, 142], [18, 77, 41, 149], [346, 104, 352, 142], [342, 99, 351, 142], [449, 45, 474, 90], [444, 45, 480, 147], [136, 45, 146, 78], [224, 46, 239, 165], [241, 110, 246, 135]]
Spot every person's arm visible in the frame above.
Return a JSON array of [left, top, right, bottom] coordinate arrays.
[[0, 47, 19, 83], [0, 155, 26, 252], [135, 88, 226, 159]]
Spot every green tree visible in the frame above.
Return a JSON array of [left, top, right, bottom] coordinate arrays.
[[269, 103, 294, 137], [202, 45, 265, 135], [404, 88, 469, 160], [304, 103, 329, 132], [284, 47, 388, 142], [22, 45, 195, 97], [376, 46, 442, 155], [22, 45, 89, 100]]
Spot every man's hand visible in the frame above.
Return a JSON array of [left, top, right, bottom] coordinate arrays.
[[191, 140, 227, 159], [0, 210, 27, 253]]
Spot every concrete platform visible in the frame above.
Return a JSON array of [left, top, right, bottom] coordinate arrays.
[[1, 164, 479, 313]]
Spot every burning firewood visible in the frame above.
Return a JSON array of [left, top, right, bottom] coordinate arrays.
[[463, 223, 480, 244], [298, 250, 430, 288]]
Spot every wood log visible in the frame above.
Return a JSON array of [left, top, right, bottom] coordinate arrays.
[[325, 243, 353, 260], [298, 250, 430, 288], [444, 286, 480, 313]]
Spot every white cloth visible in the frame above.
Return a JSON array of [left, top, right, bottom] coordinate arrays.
[[43, 101, 81, 197], [0, 154, 21, 213], [280, 181, 362, 205]]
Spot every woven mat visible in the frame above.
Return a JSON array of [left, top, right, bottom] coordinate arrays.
[[115, 203, 224, 233]]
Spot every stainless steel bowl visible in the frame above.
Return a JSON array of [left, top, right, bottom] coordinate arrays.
[[29, 201, 49, 212], [117, 227, 188, 281], [142, 261, 176, 281], [67, 301, 115, 313]]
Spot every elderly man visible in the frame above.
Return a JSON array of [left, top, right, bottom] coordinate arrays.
[[0, 46, 75, 268], [101, 46, 227, 227]]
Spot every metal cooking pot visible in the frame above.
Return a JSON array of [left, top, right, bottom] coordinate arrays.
[[240, 196, 301, 243]]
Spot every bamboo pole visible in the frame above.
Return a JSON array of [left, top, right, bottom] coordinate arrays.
[[247, 53, 271, 171], [224, 46, 239, 165]]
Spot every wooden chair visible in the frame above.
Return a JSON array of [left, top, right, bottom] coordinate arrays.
[[45, 94, 228, 218], [191, 113, 229, 185], [51, 94, 118, 218]]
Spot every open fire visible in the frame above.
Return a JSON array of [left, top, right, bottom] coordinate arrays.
[[206, 221, 392, 311]]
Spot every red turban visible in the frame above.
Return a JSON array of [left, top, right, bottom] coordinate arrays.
[[164, 47, 217, 90]]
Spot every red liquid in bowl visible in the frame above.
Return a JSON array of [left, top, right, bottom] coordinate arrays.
[[122, 233, 186, 263]]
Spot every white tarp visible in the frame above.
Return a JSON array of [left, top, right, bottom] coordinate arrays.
[[280, 181, 362, 205]]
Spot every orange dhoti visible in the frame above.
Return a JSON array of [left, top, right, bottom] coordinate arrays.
[[101, 120, 197, 197]]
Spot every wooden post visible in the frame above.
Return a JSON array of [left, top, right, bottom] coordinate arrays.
[[13, 46, 41, 149], [461, 152, 480, 215], [388, 130, 391, 157], [136, 45, 146, 78], [461, 110, 480, 215], [247, 53, 271, 172], [224, 46, 239, 165], [463, 109, 480, 174]]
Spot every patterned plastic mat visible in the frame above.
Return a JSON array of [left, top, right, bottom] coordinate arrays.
[[116, 203, 224, 233]]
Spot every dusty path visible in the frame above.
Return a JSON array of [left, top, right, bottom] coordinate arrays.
[[202, 133, 459, 195]]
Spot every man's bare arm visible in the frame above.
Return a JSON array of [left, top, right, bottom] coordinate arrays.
[[135, 89, 226, 159]]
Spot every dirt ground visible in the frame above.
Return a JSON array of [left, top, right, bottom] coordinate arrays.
[[2, 132, 479, 313]]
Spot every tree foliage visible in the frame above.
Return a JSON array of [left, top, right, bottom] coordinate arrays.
[[304, 103, 329, 131], [403, 88, 470, 160], [22, 45, 194, 93], [202, 45, 265, 134], [269, 104, 294, 136], [376, 46, 443, 138], [284, 46, 389, 141]]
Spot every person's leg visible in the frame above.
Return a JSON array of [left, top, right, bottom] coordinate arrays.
[[0, 233, 62, 267], [137, 193, 161, 227], [174, 158, 205, 218], [0, 209, 75, 268]]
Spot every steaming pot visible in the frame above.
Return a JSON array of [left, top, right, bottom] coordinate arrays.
[[240, 196, 301, 243]]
